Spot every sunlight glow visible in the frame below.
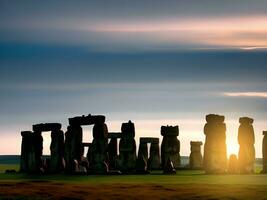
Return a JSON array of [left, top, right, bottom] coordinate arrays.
[[224, 92, 267, 98]]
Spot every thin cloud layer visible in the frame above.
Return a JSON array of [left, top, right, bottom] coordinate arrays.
[[224, 92, 267, 98]]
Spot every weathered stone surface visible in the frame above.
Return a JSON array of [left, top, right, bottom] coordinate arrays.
[[32, 123, 61, 132], [238, 117, 255, 174], [228, 154, 238, 174], [163, 158, 176, 174], [69, 114, 105, 126], [203, 114, 227, 174], [49, 129, 64, 173], [262, 131, 267, 173], [161, 126, 180, 169], [91, 123, 109, 174], [148, 141, 161, 170], [118, 121, 137, 173], [189, 141, 203, 169]]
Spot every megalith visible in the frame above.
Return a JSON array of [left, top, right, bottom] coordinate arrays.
[[148, 138, 161, 170], [49, 128, 64, 173], [91, 122, 109, 174], [238, 117, 255, 174], [118, 121, 137, 173], [161, 126, 180, 169], [262, 131, 267, 173], [107, 132, 122, 170], [20, 131, 34, 172], [203, 114, 227, 174], [189, 141, 203, 169], [64, 125, 83, 173]]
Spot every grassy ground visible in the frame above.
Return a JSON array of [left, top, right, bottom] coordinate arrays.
[[0, 164, 19, 173], [1, 164, 267, 199]]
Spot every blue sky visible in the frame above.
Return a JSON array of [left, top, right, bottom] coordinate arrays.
[[0, 0, 267, 156]]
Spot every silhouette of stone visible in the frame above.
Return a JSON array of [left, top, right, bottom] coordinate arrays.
[[138, 137, 161, 171], [91, 122, 109, 174], [108, 138, 118, 170], [107, 132, 122, 170], [138, 139, 148, 162], [33, 123, 62, 132], [238, 117, 255, 174], [161, 126, 180, 169], [86, 143, 93, 170], [135, 156, 149, 174], [65, 114, 107, 174], [64, 125, 83, 173], [203, 114, 227, 174], [148, 139, 161, 170], [33, 130, 43, 173], [163, 158, 176, 174], [49, 129, 64, 173], [262, 131, 267, 173], [228, 154, 238, 174], [118, 121, 137, 173], [108, 132, 122, 138], [20, 131, 34, 172], [107, 133, 122, 170], [189, 141, 203, 169], [69, 114, 105, 126], [138, 137, 161, 170], [19, 123, 64, 174]]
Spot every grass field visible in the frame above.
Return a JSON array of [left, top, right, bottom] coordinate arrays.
[[1, 164, 267, 200], [0, 158, 265, 200]]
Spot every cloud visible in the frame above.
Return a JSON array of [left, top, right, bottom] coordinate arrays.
[[224, 92, 267, 98]]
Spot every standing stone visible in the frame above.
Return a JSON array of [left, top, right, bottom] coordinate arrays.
[[148, 139, 161, 170], [108, 138, 118, 170], [238, 117, 255, 174], [189, 141, 203, 169], [203, 114, 227, 174], [49, 129, 64, 173], [161, 126, 180, 169], [91, 123, 109, 174], [86, 143, 93, 170], [262, 131, 267, 173], [228, 154, 238, 174], [64, 126, 74, 173], [138, 140, 148, 162], [33, 130, 43, 173], [64, 125, 83, 173], [118, 121, 137, 173], [20, 131, 33, 172], [135, 156, 149, 174]]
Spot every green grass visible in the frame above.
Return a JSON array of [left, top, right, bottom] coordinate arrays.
[[0, 164, 19, 172], [1, 164, 266, 186], [1, 170, 267, 186]]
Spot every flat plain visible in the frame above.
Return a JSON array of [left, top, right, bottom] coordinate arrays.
[[1, 166, 267, 200]]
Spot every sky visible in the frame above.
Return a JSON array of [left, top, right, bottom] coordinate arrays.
[[0, 0, 267, 157]]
